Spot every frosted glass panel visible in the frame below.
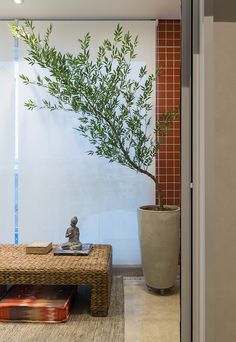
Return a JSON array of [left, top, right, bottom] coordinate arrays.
[[18, 21, 156, 264], [0, 21, 15, 243]]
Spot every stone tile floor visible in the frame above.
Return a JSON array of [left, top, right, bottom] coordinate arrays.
[[124, 277, 180, 342]]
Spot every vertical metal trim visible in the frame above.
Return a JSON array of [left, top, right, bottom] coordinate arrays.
[[14, 19, 19, 244], [192, 0, 209, 342], [201, 6, 214, 342], [192, 0, 205, 341], [181, 1, 192, 341], [198, 4, 206, 338]]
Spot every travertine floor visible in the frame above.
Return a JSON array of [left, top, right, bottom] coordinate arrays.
[[124, 278, 180, 342]]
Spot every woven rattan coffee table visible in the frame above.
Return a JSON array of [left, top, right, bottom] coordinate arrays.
[[0, 244, 112, 317]]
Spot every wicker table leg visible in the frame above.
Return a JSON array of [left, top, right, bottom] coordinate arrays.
[[90, 285, 108, 316], [90, 273, 112, 317]]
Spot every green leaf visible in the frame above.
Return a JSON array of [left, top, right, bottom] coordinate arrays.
[[25, 99, 37, 110]]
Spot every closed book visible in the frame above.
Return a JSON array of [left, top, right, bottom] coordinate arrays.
[[0, 285, 76, 322], [26, 242, 52, 254]]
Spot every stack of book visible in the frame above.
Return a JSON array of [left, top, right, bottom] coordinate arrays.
[[0, 285, 76, 322], [26, 242, 52, 255]]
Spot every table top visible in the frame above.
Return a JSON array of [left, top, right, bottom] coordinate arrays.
[[0, 244, 112, 275]]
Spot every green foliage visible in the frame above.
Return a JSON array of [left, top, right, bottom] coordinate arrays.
[[9, 21, 178, 208]]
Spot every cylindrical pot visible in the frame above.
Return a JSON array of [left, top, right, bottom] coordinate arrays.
[[138, 205, 180, 290]]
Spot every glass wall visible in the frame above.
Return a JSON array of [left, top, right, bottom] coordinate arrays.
[[0, 21, 15, 243], [1, 20, 156, 263]]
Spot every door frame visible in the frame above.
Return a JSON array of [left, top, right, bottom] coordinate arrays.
[[181, 1, 208, 341]]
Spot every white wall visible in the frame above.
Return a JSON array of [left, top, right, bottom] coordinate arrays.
[[205, 14, 236, 342], [192, 1, 236, 341], [18, 20, 156, 264]]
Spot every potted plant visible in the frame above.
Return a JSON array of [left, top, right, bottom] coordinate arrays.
[[10, 21, 180, 291]]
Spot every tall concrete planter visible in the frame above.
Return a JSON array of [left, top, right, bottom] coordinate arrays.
[[138, 205, 180, 290]]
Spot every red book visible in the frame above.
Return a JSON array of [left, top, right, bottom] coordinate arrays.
[[0, 285, 76, 323]]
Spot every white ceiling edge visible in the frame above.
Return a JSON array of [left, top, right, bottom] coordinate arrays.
[[0, 0, 181, 20]]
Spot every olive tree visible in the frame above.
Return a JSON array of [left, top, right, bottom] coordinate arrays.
[[10, 21, 178, 209]]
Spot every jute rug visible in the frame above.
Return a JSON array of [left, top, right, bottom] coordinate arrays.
[[0, 276, 124, 342]]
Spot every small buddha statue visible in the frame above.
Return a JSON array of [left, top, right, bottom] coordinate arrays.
[[61, 216, 82, 250]]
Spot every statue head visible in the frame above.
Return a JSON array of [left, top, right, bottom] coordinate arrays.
[[71, 216, 78, 226]]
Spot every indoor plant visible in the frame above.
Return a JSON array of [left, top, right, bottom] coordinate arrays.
[[10, 21, 180, 291]]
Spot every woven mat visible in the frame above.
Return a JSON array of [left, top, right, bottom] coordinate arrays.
[[0, 276, 124, 342]]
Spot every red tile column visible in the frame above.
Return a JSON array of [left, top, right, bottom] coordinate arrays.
[[156, 20, 181, 207]]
